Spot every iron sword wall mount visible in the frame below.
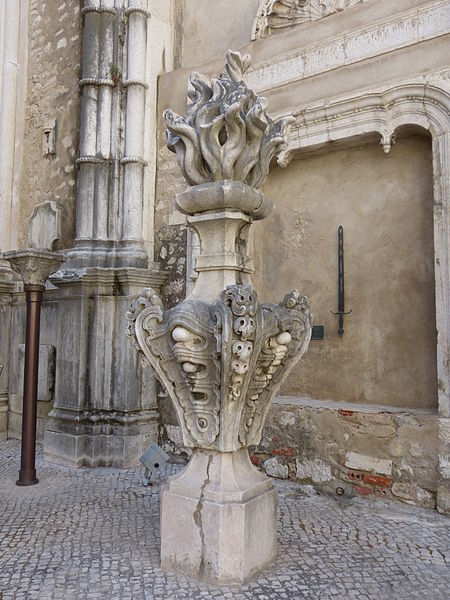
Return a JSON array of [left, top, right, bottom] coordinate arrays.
[[331, 225, 352, 336]]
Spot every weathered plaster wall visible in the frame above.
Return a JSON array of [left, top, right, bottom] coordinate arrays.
[[255, 134, 437, 409], [174, 0, 260, 69], [18, 0, 81, 250]]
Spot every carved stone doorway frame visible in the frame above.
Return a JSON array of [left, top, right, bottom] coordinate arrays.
[[276, 83, 450, 420]]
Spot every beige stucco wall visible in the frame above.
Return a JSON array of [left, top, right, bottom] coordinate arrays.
[[254, 134, 437, 409], [174, 0, 260, 69], [18, 0, 81, 250]]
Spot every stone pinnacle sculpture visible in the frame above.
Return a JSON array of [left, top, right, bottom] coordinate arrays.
[[127, 50, 312, 584]]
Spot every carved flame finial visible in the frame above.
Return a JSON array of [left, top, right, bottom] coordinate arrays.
[[164, 50, 294, 189]]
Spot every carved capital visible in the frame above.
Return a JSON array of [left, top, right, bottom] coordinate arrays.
[[4, 249, 66, 287]]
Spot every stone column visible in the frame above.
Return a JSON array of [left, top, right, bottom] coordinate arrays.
[[120, 1, 151, 265], [69, 0, 150, 268], [127, 51, 312, 583], [72, 0, 118, 266], [44, 0, 168, 468]]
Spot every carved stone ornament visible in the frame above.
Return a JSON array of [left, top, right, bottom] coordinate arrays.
[[252, 0, 366, 40], [127, 285, 311, 451], [127, 50, 311, 583], [4, 249, 67, 287], [128, 50, 311, 452], [164, 50, 294, 188]]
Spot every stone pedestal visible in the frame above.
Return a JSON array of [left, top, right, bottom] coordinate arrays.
[[44, 266, 166, 468], [128, 50, 311, 583], [161, 448, 277, 584]]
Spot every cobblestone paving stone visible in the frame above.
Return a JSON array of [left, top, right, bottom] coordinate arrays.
[[0, 440, 449, 599]]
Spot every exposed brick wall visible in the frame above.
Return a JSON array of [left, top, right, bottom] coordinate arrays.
[[160, 400, 439, 509]]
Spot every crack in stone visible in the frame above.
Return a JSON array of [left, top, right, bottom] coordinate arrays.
[[193, 453, 212, 577]]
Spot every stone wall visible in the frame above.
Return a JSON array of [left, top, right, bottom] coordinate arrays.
[[155, 0, 449, 511], [18, 0, 81, 251], [173, 0, 260, 69], [160, 398, 439, 509]]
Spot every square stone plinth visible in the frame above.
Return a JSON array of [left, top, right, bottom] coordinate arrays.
[[160, 449, 277, 584]]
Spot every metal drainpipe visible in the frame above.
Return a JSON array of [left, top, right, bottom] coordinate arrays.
[[16, 283, 44, 486]]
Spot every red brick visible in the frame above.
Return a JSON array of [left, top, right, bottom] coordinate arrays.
[[338, 409, 354, 417], [250, 454, 260, 466], [353, 485, 372, 496], [273, 447, 294, 458], [363, 473, 391, 487], [348, 470, 364, 482]]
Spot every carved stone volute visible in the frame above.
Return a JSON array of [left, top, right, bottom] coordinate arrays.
[[127, 283, 311, 451]]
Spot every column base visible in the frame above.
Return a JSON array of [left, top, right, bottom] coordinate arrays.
[[16, 473, 39, 486], [161, 448, 277, 584], [44, 408, 159, 468]]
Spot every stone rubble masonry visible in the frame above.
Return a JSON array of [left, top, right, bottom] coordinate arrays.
[[18, 0, 81, 251], [160, 397, 440, 510]]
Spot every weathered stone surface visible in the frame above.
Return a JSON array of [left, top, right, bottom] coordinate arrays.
[[176, 180, 274, 220], [263, 456, 288, 479], [28, 201, 60, 251], [345, 452, 393, 476], [130, 49, 311, 583], [296, 458, 333, 483], [164, 50, 294, 189], [252, 0, 366, 39], [128, 283, 311, 452], [17, 0, 80, 252], [392, 483, 436, 510], [42, 267, 165, 468], [160, 448, 277, 584], [4, 249, 66, 287], [15, 344, 55, 402]]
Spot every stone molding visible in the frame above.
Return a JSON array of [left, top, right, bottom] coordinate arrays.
[[252, 0, 366, 40], [247, 1, 450, 93]]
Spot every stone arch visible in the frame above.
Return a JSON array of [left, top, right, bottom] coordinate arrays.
[[275, 83, 450, 419]]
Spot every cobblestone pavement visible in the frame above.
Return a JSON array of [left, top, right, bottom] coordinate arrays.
[[0, 440, 449, 600]]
